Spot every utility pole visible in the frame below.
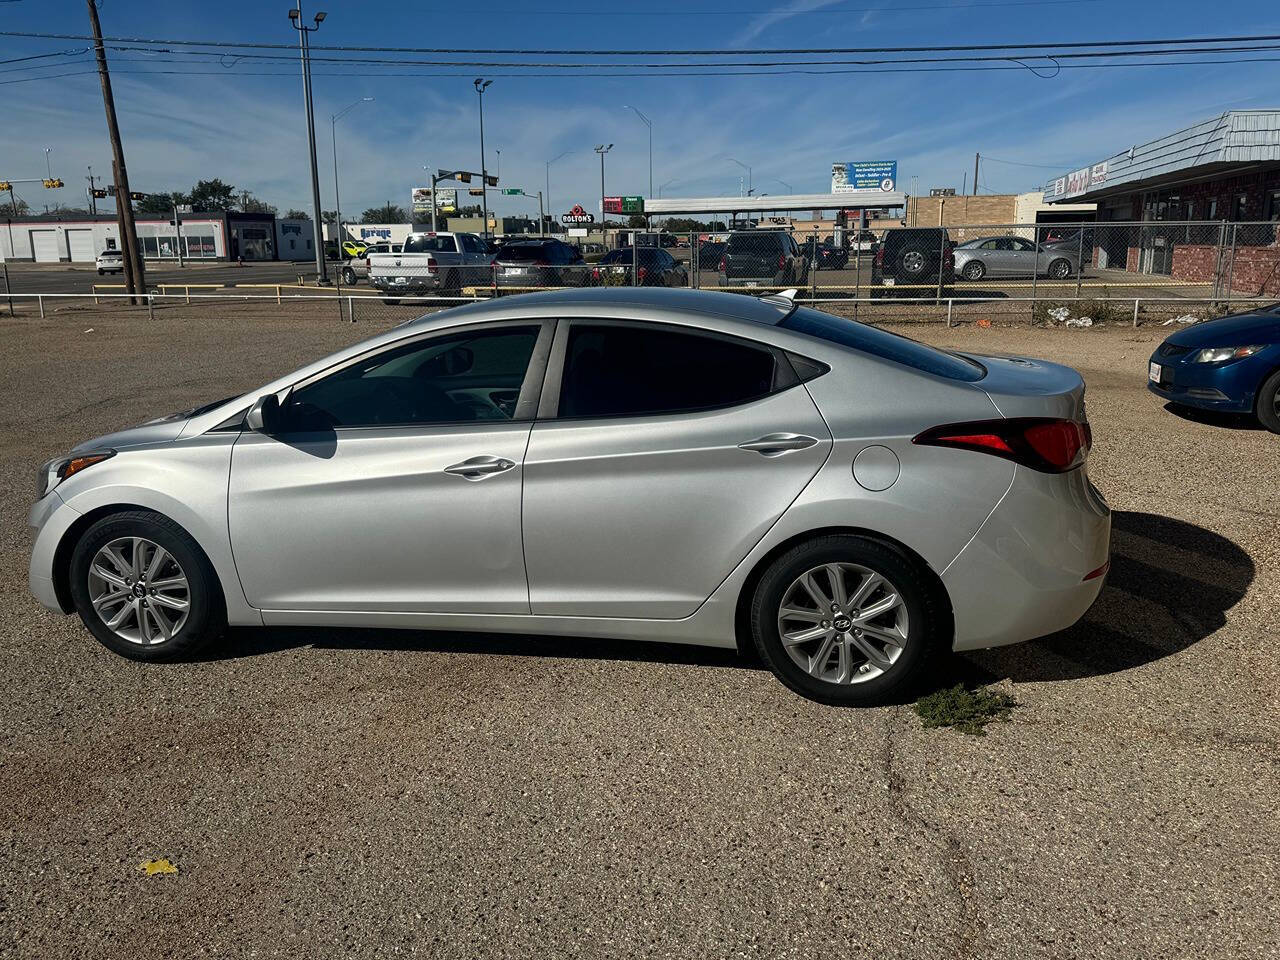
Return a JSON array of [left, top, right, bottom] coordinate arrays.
[[86, 166, 98, 215], [623, 106, 653, 200], [545, 150, 572, 235], [87, 0, 144, 301], [289, 4, 329, 284], [972, 153, 980, 196], [474, 78, 492, 237], [333, 97, 373, 265], [595, 143, 612, 230]]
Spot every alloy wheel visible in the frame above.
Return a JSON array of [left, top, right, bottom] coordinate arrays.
[[776, 562, 908, 685], [87, 536, 190, 645]]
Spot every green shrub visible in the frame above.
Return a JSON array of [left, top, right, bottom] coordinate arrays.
[[913, 684, 1016, 736]]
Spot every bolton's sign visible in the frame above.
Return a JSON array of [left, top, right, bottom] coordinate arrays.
[[562, 204, 595, 224]]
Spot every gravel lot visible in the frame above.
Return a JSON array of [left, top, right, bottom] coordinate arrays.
[[1, 302, 1277, 959]]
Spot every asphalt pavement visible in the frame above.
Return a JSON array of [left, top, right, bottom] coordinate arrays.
[[1, 306, 1277, 959]]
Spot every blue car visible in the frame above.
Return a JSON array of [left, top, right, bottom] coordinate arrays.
[[1147, 304, 1280, 433]]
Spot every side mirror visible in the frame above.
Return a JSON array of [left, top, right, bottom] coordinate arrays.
[[246, 394, 282, 434]]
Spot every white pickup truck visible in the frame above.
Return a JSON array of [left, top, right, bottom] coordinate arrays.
[[367, 231, 492, 302]]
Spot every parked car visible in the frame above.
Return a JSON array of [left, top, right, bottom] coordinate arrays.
[[29, 288, 1109, 707], [577, 242, 608, 263], [952, 236, 1079, 281], [847, 229, 879, 254], [697, 239, 726, 270], [814, 239, 850, 271], [592, 247, 688, 287], [340, 241, 402, 285], [871, 228, 955, 294], [367, 232, 491, 302], [493, 238, 591, 290], [95, 250, 124, 275], [623, 233, 680, 249], [1040, 226, 1095, 251], [720, 231, 809, 287], [341, 240, 367, 260], [1147, 303, 1280, 432]]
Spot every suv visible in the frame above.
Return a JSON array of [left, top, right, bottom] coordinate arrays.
[[720, 231, 808, 287], [493, 238, 591, 290], [871, 228, 954, 295]]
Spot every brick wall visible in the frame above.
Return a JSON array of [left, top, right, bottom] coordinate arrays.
[[904, 195, 1017, 232], [1171, 243, 1280, 294]]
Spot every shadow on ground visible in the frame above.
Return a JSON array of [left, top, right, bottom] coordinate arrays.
[[959, 510, 1254, 684], [1163, 401, 1263, 431], [201, 511, 1252, 690]]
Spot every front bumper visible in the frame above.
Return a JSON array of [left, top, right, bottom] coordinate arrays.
[[28, 491, 80, 614], [943, 465, 1111, 651], [1147, 352, 1255, 413]]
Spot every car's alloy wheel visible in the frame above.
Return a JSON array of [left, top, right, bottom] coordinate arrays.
[[87, 537, 190, 645], [342, 267, 356, 285], [69, 510, 224, 661], [1049, 259, 1071, 279], [776, 562, 908, 685], [963, 261, 985, 281], [901, 250, 926, 275], [750, 535, 942, 706]]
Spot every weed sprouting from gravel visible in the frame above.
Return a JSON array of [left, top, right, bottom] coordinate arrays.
[[913, 684, 1016, 736]]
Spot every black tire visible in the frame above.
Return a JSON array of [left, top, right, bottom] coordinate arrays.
[[1048, 258, 1071, 280], [341, 267, 357, 285], [97, 268, 104, 276], [382, 298, 400, 305], [962, 260, 985, 281], [750, 535, 947, 706], [1256, 368, 1280, 433], [68, 510, 225, 662]]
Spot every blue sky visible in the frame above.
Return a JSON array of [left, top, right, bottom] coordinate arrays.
[[1, 0, 1278, 220]]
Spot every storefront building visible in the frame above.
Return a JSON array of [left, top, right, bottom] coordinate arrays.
[[1045, 110, 1280, 293]]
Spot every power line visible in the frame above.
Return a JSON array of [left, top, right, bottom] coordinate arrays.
[[980, 155, 1093, 169], [3, 28, 1280, 56], [401, 0, 1103, 14]]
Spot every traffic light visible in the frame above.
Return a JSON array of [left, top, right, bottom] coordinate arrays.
[[457, 172, 472, 183], [42, 178, 64, 189], [468, 188, 484, 196], [485, 175, 498, 187], [91, 189, 109, 199], [0, 181, 11, 192], [129, 192, 146, 201]]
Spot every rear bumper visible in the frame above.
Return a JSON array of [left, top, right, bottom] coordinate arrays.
[[370, 275, 440, 292], [943, 465, 1110, 651]]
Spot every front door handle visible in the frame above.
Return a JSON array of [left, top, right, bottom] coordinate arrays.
[[737, 433, 819, 457], [444, 455, 516, 480]]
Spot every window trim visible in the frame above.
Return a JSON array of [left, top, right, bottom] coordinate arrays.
[[265, 318, 557, 434], [535, 317, 807, 422]]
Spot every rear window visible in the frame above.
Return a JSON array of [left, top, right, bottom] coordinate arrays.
[[498, 244, 550, 263], [780, 307, 985, 381], [403, 235, 457, 254], [727, 232, 783, 252]]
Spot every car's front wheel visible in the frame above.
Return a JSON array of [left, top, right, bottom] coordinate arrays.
[[341, 267, 356, 285], [1047, 258, 1072, 280], [69, 510, 224, 661], [750, 535, 944, 706], [1257, 368, 1280, 433]]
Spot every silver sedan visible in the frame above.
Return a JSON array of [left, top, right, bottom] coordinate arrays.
[[29, 288, 1110, 706], [954, 235, 1081, 282]]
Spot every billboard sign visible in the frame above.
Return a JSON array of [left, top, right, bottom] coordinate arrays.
[[831, 161, 897, 193], [562, 204, 595, 224], [1046, 161, 1107, 201], [411, 187, 457, 214]]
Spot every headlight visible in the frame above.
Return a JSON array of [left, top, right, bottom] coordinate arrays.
[[1192, 345, 1265, 363], [35, 449, 114, 500]]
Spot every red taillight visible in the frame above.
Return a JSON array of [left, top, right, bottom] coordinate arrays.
[[592, 267, 601, 279], [1083, 560, 1110, 582], [913, 418, 1090, 473], [874, 245, 885, 267], [425, 256, 437, 273], [718, 257, 726, 272], [778, 255, 786, 270], [637, 266, 647, 281], [944, 242, 955, 268]]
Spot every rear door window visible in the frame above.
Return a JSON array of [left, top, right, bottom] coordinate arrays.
[[558, 323, 779, 419]]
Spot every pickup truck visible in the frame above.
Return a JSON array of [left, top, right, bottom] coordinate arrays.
[[367, 231, 492, 302]]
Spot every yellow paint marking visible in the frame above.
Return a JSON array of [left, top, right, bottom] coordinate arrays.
[[139, 858, 178, 875]]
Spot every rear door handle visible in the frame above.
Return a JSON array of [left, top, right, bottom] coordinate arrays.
[[737, 433, 819, 457], [444, 455, 516, 480]]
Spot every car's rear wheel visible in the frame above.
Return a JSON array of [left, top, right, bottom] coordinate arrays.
[[1256, 368, 1280, 433], [1048, 258, 1071, 280], [341, 266, 356, 285], [69, 510, 224, 661], [750, 535, 944, 706], [962, 260, 985, 281]]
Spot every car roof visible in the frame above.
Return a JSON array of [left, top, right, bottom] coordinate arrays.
[[404, 287, 794, 329]]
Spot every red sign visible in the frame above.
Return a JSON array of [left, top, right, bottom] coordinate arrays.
[[603, 196, 623, 214]]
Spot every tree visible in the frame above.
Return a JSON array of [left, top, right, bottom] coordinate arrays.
[[239, 193, 277, 215], [361, 203, 407, 223], [135, 191, 187, 215], [320, 210, 338, 224], [628, 213, 647, 228], [187, 178, 237, 212], [6, 195, 30, 216], [285, 209, 311, 219]]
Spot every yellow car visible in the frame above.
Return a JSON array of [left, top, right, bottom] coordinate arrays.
[[341, 240, 368, 259]]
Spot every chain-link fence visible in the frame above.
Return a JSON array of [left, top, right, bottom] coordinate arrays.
[[4, 219, 1277, 327]]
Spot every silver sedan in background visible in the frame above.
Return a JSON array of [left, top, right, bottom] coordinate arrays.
[[954, 235, 1082, 281], [29, 288, 1109, 706]]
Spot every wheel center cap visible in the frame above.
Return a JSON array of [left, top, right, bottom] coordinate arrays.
[[132, 583, 147, 598], [833, 615, 853, 632]]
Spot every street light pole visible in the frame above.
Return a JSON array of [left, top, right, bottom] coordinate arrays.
[[289, 3, 329, 284], [623, 105, 652, 199], [474, 78, 492, 237], [659, 178, 677, 198], [331, 96, 373, 266], [728, 157, 752, 197], [545, 150, 572, 234], [595, 143, 612, 230]]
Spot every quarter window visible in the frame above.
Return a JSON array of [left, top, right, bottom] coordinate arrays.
[[284, 326, 540, 429], [559, 324, 777, 419]]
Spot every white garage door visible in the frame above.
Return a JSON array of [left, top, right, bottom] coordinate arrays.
[[66, 228, 95, 263], [30, 229, 59, 263]]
